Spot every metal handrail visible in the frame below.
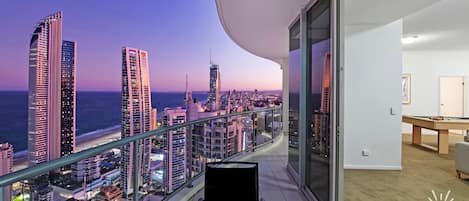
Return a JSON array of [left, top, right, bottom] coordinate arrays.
[[0, 107, 281, 190], [164, 116, 283, 201]]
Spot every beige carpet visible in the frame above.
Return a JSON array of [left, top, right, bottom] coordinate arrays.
[[345, 134, 469, 201]]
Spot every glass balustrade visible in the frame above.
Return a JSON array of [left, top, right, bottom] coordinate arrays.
[[0, 107, 282, 201]]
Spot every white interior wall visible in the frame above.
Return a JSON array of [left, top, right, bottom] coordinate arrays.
[[344, 20, 403, 170], [402, 51, 469, 134]]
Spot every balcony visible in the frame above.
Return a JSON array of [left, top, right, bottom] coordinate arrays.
[[0, 107, 301, 201], [169, 130, 303, 201]]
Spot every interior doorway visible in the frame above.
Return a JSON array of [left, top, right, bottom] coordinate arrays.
[[440, 76, 466, 135], [440, 76, 465, 117]]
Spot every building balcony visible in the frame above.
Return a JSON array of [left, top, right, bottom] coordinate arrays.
[[168, 131, 303, 201], [0, 107, 294, 201]]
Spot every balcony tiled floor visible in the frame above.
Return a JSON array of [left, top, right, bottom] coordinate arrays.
[[245, 134, 305, 201], [181, 134, 305, 201]]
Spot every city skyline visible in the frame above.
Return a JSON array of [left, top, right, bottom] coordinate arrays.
[[0, 3, 284, 201], [0, 1, 282, 92]]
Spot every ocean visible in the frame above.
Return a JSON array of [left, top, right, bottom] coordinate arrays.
[[0, 91, 208, 152]]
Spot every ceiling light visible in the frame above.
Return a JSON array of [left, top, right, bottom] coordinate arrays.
[[402, 35, 419, 44]]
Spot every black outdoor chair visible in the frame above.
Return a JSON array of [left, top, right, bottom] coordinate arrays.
[[204, 161, 259, 201]]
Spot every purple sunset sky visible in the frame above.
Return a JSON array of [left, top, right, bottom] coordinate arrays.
[[0, 0, 281, 92]]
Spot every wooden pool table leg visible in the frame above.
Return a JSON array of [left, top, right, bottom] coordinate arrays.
[[412, 125, 422, 145], [438, 129, 449, 154]]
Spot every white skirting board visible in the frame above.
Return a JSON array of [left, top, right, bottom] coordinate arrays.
[[344, 164, 402, 170]]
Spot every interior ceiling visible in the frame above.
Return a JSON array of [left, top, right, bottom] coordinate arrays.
[[403, 0, 469, 51], [344, 0, 439, 25], [215, 0, 441, 64]]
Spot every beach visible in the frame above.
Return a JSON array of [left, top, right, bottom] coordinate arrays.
[[13, 126, 122, 171]]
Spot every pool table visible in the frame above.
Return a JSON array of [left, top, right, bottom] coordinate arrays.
[[402, 115, 469, 154]]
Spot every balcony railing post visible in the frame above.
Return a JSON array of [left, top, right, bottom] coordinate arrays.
[[187, 125, 193, 188], [280, 107, 283, 135], [272, 109, 275, 143], [252, 112, 256, 152], [225, 116, 229, 158], [133, 139, 140, 201], [209, 119, 212, 160]]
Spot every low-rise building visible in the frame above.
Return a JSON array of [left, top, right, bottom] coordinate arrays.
[[72, 155, 102, 182], [93, 185, 122, 201]]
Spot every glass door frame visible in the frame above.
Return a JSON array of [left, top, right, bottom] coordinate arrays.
[[287, 0, 343, 200]]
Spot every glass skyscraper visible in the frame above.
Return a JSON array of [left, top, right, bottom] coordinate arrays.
[[60, 40, 76, 160], [162, 108, 187, 193], [208, 64, 221, 111], [27, 12, 64, 201], [121, 47, 152, 198], [28, 11, 63, 166]]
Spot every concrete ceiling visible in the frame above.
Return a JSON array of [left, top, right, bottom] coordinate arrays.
[[215, 0, 441, 65], [215, 0, 309, 65], [403, 0, 469, 51]]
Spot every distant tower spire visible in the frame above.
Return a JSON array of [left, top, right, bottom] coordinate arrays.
[[185, 73, 192, 106], [185, 73, 188, 93], [209, 48, 212, 65]]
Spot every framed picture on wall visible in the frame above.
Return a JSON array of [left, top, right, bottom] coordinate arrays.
[[402, 74, 411, 104]]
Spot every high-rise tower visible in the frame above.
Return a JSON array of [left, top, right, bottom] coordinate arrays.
[[60, 40, 76, 159], [0, 143, 13, 201], [162, 107, 187, 193], [28, 11, 63, 166], [208, 64, 221, 111], [121, 47, 152, 197], [27, 11, 65, 201]]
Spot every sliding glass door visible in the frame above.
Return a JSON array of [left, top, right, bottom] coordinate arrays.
[[288, 20, 301, 174], [287, 0, 336, 200], [306, 0, 332, 200]]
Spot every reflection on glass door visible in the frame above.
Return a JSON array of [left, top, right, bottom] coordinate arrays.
[[288, 20, 301, 173], [306, 0, 331, 200]]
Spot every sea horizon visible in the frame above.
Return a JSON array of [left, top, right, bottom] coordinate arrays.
[[0, 90, 282, 152], [0, 91, 209, 152]]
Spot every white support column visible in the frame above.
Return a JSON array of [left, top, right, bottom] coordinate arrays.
[[281, 59, 289, 136], [335, 0, 345, 200]]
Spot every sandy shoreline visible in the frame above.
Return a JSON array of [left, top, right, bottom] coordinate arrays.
[[13, 125, 122, 171]]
